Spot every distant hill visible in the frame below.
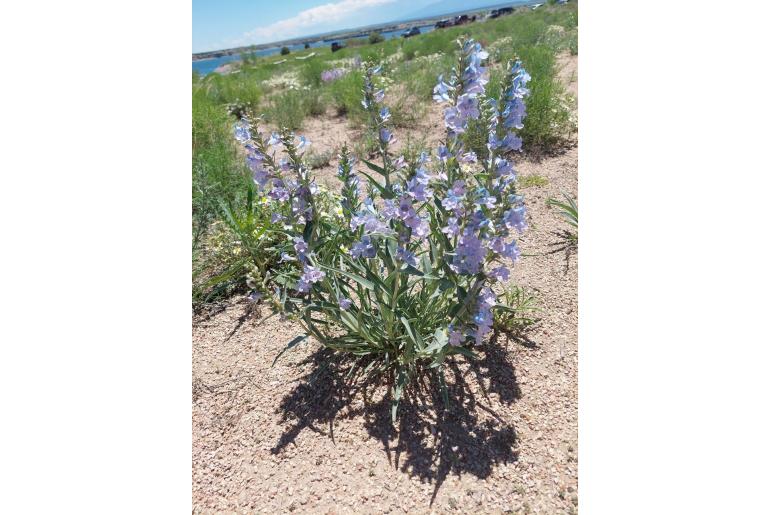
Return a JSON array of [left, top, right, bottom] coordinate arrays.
[[403, 0, 531, 21]]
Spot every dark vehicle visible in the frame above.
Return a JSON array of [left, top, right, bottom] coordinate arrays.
[[331, 42, 344, 52], [490, 7, 514, 18], [402, 27, 421, 38], [435, 18, 453, 29], [453, 14, 470, 25]]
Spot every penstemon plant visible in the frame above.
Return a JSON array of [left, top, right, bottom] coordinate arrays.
[[233, 38, 531, 420]]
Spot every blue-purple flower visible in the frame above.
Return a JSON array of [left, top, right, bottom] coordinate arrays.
[[453, 228, 487, 274], [441, 217, 461, 237], [267, 132, 281, 146], [407, 177, 433, 202], [293, 236, 308, 260], [296, 135, 311, 153], [321, 68, 347, 82], [503, 205, 527, 234], [459, 151, 477, 163], [350, 235, 376, 259], [433, 75, 454, 102], [269, 186, 290, 202], [234, 121, 251, 143], [456, 94, 480, 119], [297, 264, 326, 293], [397, 246, 418, 267], [449, 325, 466, 346], [489, 266, 510, 282]]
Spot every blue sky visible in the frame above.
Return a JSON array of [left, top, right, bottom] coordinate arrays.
[[193, 0, 428, 52], [192, 0, 505, 53]]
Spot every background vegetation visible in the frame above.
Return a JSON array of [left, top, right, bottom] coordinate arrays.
[[192, 2, 577, 305]]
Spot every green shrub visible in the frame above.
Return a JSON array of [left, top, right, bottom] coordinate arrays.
[[192, 92, 250, 250], [352, 130, 379, 159], [516, 45, 573, 151], [198, 75, 261, 107], [299, 58, 326, 88], [395, 53, 455, 100], [328, 70, 366, 120], [305, 148, 333, 168], [266, 89, 309, 130], [369, 32, 384, 44], [567, 33, 578, 55], [193, 184, 285, 305], [229, 44, 534, 419], [280, 46, 290, 55], [306, 90, 327, 117]]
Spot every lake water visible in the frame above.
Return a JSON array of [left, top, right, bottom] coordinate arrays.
[[193, 24, 436, 75]]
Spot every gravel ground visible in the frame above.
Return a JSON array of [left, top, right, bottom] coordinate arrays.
[[193, 55, 578, 514]]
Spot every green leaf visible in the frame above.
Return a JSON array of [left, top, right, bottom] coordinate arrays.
[[391, 368, 408, 423], [358, 170, 390, 197], [403, 265, 439, 280], [361, 158, 388, 177], [303, 220, 314, 241], [423, 327, 448, 355], [400, 316, 424, 352], [492, 303, 518, 314], [271, 334, 308, 367], [448, 345, 478, 360], [318, 264, 375, 290]]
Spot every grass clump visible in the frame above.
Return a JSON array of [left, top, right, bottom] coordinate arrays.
[[192, 92, 250, 250], [305, 148, 334, 168], [547, 193, 578, 242], [493, 285, 540, 337], [518, 174, 549, 188], [265, 89, 318, 129]]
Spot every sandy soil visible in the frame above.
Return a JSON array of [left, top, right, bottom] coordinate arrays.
[[193, 55, 578, 514]]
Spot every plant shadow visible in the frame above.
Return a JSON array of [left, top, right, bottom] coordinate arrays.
[[271, 341, 523, 504], [547, 229, 577, 274]]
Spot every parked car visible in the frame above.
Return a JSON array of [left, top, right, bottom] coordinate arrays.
[[490, 7, 514, 18], [453, 14, 470, 25], [435, 19, 452, 29], [402, 27, 421, 38]]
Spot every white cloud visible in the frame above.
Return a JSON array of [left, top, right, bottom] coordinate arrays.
[[230, 0, 396, 47]]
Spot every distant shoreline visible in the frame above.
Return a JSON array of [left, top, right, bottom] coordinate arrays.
[[192, 0, 535, 61]]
